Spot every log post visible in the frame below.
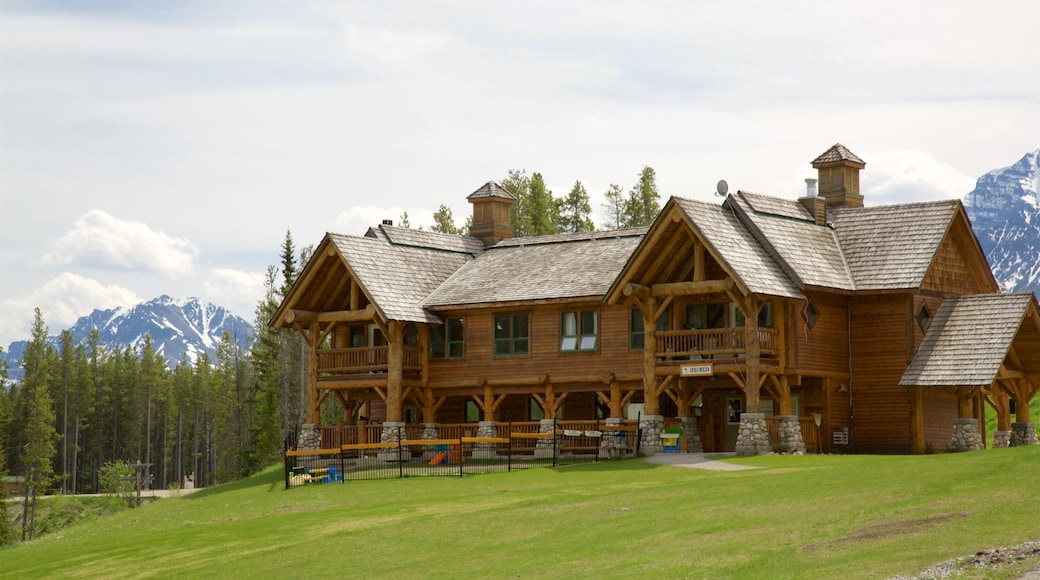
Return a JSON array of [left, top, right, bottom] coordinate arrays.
[[639, 296, 660, 416], [385, 321, 404, 423], [306, 323, 320, 424]]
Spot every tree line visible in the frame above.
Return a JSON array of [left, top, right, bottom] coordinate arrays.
[[429, 166, 661, 235], [0, 166, 665, 542]]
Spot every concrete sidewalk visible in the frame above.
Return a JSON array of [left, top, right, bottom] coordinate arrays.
[[644, 452, 760, 471]]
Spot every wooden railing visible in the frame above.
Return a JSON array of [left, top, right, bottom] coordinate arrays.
[[316, 346, 423, 375], [317, 420, 640, 450], [655, 328, 778, 360]]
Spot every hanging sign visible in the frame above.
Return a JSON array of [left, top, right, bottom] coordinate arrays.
[[680, 363, 713, 377]]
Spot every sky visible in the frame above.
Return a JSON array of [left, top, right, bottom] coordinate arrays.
[[1, 0, 1038, 348]]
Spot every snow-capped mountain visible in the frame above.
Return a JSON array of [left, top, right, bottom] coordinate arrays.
[[4, 296, 254, 378], [964, 150, 1040, 295]]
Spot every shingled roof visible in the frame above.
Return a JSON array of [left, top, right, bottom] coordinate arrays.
[[673, 197, 803, 299], [829, 200, 960, 291], [466, 181, 515, 200], [899, 293, 1037, 387], [423, 229, 646, 308], [729, 192, 854, 290], [812, 143, 866, 166], [329, 232, 475, 323]]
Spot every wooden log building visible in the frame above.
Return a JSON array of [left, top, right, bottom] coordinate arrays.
[[272, 144, 1040, 455]]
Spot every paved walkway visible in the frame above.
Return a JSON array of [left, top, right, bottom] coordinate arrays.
[[644, 452, 760, 471]]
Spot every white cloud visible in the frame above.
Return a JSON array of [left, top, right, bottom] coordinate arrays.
[[332, 206, 437, 236], [41, 210, 199, 276], [0, 273, 140, 347], [861, 150, 977, 206], [203, 268, 267, 323]]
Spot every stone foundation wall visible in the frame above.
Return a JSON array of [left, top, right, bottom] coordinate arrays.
[[377, 421, 408, 462], [1010, 422, 1038, 447], [639, 415, 663, 456], [949, 418, 984, 452], [735, 413, 770, 456], [778, 415, 806, 454], [534, 419, 558, 459], [473, 421, 500, 458]]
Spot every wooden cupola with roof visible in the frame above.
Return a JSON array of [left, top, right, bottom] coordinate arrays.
[[812, 143, 865, 209], [468, 181, 516, 246]]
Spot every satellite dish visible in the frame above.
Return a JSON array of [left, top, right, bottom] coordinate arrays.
[[715, 179, 729, 197]]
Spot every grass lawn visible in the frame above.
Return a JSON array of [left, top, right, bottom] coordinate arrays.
[[2, 445, 1039, 579]]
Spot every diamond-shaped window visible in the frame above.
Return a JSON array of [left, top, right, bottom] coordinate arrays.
[[803, 301, 820, 330], [917, 303, 932, 331]]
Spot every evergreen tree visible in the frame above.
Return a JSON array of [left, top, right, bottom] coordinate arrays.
[[0, 349, 14, 545], [602, 183, 625, 230], [622, 166, 661, 228], [398, 211, 411, 228], [557, 180, 596, 233], [501, 169, 532, 237], [526, 173, 559, 236], [279, 229, 298, 296], [431, 204, 461, 235], [20, 308, 57, 541]]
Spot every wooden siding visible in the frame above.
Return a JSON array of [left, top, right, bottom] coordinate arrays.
[[920, 216, 994, 295], [849, 294, 913, 453], [921, 387, 959, 452], [794, 291, 849, 374], [426, 302, 644, 386]]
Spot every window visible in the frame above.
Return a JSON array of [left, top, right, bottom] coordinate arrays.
[[431, 317, 465, 359], [404, 325, 419, 347], [732, 300, 774, 328], [727, 397, 744, 424], [631, 308, 669, 349], [686, 303, 726, 329], [916, 303, 932, 331], [494, 313, 530, 356], [561, 310, 597, 351], [803, 300, 819, 330]]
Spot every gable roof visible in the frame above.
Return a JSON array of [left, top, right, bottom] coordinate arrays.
[[467, 181, 515, 201], [367, 224, 485, 255], [672, 197, 804, 299], [729, 192, 854, 290], [328, 231, 475, 323], [423, 229, 646, 308], [900, 293, 1039, 387], [829, 200, 960, 291]]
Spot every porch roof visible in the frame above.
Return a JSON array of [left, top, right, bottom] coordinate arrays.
[[899, 293, 1039, 387]]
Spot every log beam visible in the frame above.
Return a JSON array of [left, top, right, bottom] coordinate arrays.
[[285, 304, 376, 325]]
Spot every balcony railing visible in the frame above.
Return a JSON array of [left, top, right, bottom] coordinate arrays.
[[316, 346, 423, 375], [655, 328, 778, 361]]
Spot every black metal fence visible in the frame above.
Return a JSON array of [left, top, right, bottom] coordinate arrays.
[[284, 421, 642, 489]]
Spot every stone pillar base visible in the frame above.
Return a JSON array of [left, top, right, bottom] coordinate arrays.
[[735, 413, 771, 456], [420, 423, 439, 459], [639, 415, 664, 456], [299, 423, 321, 450], [1010, 423, 1038, 447], [474, 421, 500, 459], [377, 421, 409, 462], [950, 418, 984, 452], [992, 430, 1011, 449], [678, 416, 703, 453], [600, 417, 628, 459], [535, 419, 558, 459], [778, 415, 806, 454]]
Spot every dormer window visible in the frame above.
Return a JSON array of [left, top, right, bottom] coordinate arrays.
[[917, 304, 932, 331]]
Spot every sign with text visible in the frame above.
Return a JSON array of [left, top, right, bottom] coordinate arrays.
[[680, 363, 713, 377]]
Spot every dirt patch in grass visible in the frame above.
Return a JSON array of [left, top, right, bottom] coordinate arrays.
[[804, 513, 969, 553]]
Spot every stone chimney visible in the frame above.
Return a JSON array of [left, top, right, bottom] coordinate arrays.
[[799, 178, 828, 226], [811, 143, 865, 209], [467, 181, 516, 246]]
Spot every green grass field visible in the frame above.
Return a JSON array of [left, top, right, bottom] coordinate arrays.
[[3, 446, 1039, 579]]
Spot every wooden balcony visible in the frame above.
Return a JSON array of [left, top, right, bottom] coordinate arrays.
[[316, 346, 423, 376], [655, 328, 778, 361]]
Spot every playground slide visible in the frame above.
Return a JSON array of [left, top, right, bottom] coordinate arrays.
[[429, 452, 448, 466]]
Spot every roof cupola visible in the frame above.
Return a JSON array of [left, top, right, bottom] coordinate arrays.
[[811, 143, 865, 209], [467, 181, 516, 246]]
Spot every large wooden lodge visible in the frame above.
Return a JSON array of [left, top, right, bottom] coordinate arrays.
[[274, 144, 1040, 455]]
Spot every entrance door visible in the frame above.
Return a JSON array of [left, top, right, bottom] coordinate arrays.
[[725, 396, 744, 451]]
